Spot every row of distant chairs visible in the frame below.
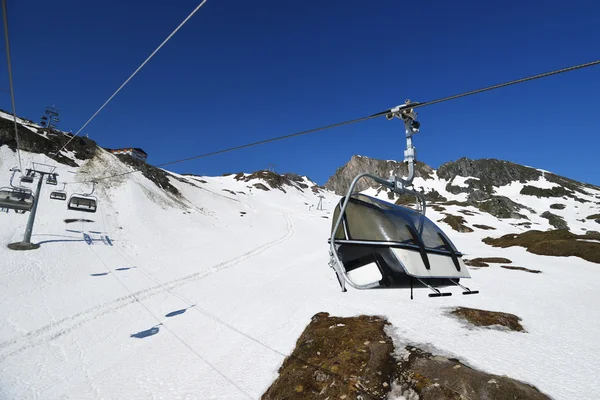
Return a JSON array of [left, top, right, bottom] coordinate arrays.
[[0, 168, 97, 214]]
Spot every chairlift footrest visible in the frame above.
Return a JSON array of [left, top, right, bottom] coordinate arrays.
[[428, 292, 452, 297], [462, 290, 479, 295]]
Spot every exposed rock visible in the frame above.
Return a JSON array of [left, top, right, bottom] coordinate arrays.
[[253, 183, 269, 191], [437, 157, 541, 187], [423, 189, 447, 202], [393, 346, 550, 400], [477, 196, 531, 219], [450, 307, 525, 332], [501, 266, 542, 274], [439, 200, 470, 207], [473, 224, 496, 230], [467, 189, 492, 201], [586, 230, 600, 236], [438, 214, 473, 233], [263, 312, 548, 400], [117, 155, 180, 196], [1, 116, 97, 167], [520, 185, 572, 198], [483, 229, 600, 264], [262, 312, 395, 399], [464, 257, 512, 267], [587, 213, 600, 220], [541, 211, 569, 230], [324, 155, 434, 195], [235, 170, 311, 193], [550, 203, 566, 210]]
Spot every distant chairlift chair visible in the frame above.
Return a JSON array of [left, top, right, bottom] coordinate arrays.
[[328, 100, 478, 298], [50, 183, 67, 201], [46, 173, 58, 185], [67, 181, 97, 213], [20, 169, 35, 184]]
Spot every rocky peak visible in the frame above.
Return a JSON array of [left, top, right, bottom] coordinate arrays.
[[437, 157, 543, 187], [324, 155, 434, 195]]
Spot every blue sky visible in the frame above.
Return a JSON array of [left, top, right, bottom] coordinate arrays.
[[2, 0, 599, 185]]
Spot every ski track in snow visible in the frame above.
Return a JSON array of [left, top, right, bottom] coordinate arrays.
[[0, 213, 295, 362]]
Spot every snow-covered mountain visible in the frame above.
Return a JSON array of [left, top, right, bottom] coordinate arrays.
[[1, 112, 599, 399]]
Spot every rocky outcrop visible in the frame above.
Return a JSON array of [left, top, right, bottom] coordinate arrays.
[[262, 312, 395, 399], [477, 196, 532, 219], [393, 347, 550, 400], [483, 229, 600, 264], [541, 211, 569, 230], [324, 155, 434, 195], [234, 170, 311, 193], [118, 155, 180, 196], [264, 312, 550, 400], [437, 157, 542, 187], [0, 115, 96, 167], [450, 307, 525, 332]]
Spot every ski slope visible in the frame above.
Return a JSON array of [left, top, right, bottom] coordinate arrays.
[[1, 146, 600, 399]]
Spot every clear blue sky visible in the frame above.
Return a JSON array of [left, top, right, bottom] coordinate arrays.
[[2, 0, 599, 185]]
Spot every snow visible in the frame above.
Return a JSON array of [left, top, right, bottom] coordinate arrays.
[[1, 146, 600, 399]]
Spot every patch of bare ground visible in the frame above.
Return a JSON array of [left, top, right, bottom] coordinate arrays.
[[262, 312, 395, 399], [438, 213, 474, 233], [263, 313, 549, 400], [430, 204, 446, 212], [450, 307, 525, 332], [393, 347, 550, 399], [501, 266, 541, 273], [464, 257, 512, 267], [483, 229, 600, 264], [473, 224, 496, 230]]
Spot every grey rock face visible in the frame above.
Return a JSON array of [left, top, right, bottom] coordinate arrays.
[[437, 157, 542, 186], [477, 196, 532, 219], [541, 211, 569, 230], [324, 155, 434, 195], [0, 116, 96, 167]]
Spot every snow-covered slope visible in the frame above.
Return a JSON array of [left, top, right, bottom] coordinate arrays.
[[1, 141, 600, 399]]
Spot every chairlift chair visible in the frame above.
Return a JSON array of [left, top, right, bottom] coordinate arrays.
[[50, 183, 67, 201], [20, 169, 35, 184], [68, 181, 97, 213], [46, 173, 58, 185], [0, 187, 34, 212], [328, 100, 478, 298]]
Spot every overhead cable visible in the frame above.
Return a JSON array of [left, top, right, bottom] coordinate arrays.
[[2, 0, 23, 172], [51, 0, 210, 160], [66, 59, 600, 184]]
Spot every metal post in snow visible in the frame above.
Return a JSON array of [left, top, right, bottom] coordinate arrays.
[[8, 173, 44, 250]]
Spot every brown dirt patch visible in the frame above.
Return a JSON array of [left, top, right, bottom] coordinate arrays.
[[438, 213, 474, 233], [430, 204, 446, 212], [464, 257, 512, 267], [394, 347, 550, 399], [473, 224, 496, 230], [501, 266, 542, 274], [483, 229, 600, 264], [450, 307, 525, 332], [262, 312, 395, 399]]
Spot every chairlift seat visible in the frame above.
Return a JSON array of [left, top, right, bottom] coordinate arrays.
[[50, 191, 67, 201], [68, 195, 97, 213], [331, 193, 470, 289], [46, 174, 58, 185], [0, 188, 34, 212]]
